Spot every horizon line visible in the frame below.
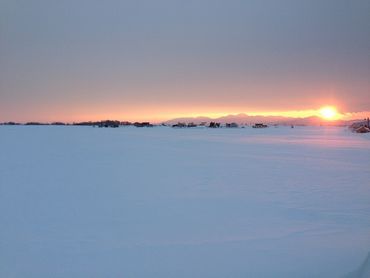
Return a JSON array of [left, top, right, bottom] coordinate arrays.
[[1, 111, 370, 125]]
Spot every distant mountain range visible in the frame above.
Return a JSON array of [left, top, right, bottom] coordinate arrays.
[[164, 113, 359, 126]]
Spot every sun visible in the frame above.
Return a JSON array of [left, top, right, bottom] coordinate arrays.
[[319, 106, 338, 120]]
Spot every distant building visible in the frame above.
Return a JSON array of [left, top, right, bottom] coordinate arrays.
[[120, 121, 132, 126], [25, 122, 47, 125], [98, 120, 120, 128], [355, 126, 370, 133], [225, 123, 238, 128], [252, 123, 268, 128], [134, 122, 153, 127], [172, 122, 187, 128], [2, 122, 20, 125], [51, 122, 66, 126], [350, 118, 370, 133]]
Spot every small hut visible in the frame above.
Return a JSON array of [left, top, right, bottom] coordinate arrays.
[[355, 126, 370, 133]]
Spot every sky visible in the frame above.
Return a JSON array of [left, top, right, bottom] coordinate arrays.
[[1, 0, 369, 122]]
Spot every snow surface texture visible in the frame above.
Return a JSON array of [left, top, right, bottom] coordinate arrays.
[[0, 126, 369, 278], [344, 252, 370, 278]]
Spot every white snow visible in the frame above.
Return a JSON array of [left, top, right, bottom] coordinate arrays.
[[0, 126, 369, 278]]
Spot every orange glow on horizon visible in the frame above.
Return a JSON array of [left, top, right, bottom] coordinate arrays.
[[5, 104, 370, 123]]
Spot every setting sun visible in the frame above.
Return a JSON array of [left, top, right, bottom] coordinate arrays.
[[319, 106, 338, 120]]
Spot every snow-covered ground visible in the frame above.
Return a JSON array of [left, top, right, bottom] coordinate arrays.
[[0, 126, 369, 278]]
